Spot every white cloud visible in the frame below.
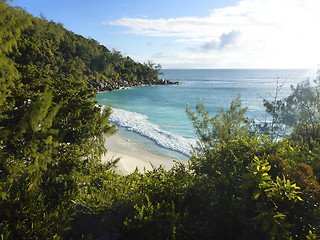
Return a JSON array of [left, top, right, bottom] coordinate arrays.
[[107, 0, 320, 68], [198, 30, 242, 51]]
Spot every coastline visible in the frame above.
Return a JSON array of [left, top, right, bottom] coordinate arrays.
[[101, 134, 186, 175], [89, 78, 179, 92]]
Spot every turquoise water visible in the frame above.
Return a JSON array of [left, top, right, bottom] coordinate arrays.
[[96, 69, 316, 160]]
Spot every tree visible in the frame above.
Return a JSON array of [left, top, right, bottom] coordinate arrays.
[[145, 60, 162, 80], [262, 71, 320, 143], [0, 1, 30, 112], [186, 97, 320, 239], [187, 95, 249, 155], [0, 3, 117, 238]]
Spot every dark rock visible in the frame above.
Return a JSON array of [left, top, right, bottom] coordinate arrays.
[[86, 77, 179, 92]]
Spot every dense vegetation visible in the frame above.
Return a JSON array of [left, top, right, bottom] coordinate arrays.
[[4, 1, 163, 93], [0, 1, 118, 239], [1, 1, 320, 239]]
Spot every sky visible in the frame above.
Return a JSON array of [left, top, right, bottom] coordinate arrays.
[[9, 0, 320, 69]]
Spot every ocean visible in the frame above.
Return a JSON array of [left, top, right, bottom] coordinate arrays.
[[96, 69, 316, 160]]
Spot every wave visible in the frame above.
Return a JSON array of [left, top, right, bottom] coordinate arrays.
[[108, 108, 196, 157]]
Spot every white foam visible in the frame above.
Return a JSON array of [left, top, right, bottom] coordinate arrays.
[[109, 108, 196, 157]]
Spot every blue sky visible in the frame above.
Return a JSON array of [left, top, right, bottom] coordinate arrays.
[[10, 0, 320, 69]]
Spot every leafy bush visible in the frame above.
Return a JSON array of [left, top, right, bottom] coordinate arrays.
[[71, 99, 320, 240], [186, 99, 320, 239]]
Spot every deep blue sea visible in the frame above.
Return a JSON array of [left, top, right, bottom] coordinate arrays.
[[96, 69, 316, 160]]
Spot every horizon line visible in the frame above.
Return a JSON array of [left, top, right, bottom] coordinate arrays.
[[161, 68, 315, 70]]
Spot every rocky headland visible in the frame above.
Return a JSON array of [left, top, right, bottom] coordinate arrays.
[[87, 78, 179, 92]]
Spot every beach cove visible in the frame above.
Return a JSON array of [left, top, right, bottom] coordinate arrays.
[[97, 69, 315, 165], [102, 134, 184, 174]]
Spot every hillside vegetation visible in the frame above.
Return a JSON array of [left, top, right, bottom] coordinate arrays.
[[1, 1, 320, 239], [5, 2, 164, 93]]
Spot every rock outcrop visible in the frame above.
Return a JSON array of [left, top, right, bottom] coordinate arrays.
[[87, 78, 179, 92]]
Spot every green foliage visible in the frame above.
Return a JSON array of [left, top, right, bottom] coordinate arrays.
[[261, 70, 320, 143], [188, 138, 320, 239], [307, 231, 319, 240], [70, 136, 320, 239], [8, 11, 161, 88], [69, 164, 193, 239], [187, 95, 249, 154], [0, 2, 31, 115], [186, 98, 320, 239], [242, 157, 302, 239], [0, 3, 117, 239], [123, 197, 181, 240]]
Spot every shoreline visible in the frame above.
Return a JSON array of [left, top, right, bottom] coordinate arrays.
[[101, 134, 186, 174], [89, 78, 179, 92]]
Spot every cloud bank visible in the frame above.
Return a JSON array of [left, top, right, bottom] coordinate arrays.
[[107, 0, 320, 68]]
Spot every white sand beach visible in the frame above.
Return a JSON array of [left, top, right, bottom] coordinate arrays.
[[101, 134, 185, 174]]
